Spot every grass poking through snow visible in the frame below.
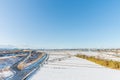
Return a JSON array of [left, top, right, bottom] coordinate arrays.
[[76, 54, 120, 69]]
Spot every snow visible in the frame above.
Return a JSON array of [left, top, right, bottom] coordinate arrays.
[[79, 51, 120, 62], [30, 51, 120, 80], [0, 70, 13, 78], [69, 50, 120, 62]]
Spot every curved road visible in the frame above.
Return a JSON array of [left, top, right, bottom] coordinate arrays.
[[6, 51, 49, 80]]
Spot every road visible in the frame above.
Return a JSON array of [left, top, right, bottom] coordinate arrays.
[[6, 51, 49, 80]]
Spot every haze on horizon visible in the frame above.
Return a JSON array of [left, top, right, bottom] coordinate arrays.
[[0, 0, 120, 49]]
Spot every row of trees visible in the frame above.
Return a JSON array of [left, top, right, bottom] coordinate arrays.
[[76, 54, 120, 69]]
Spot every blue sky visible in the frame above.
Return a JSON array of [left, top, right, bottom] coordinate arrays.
[[0, 0, 120, 49]]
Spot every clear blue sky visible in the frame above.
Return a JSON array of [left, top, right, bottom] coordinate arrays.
[[0, 0, 120, 49]]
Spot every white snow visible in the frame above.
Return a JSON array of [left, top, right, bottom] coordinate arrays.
[[78, 51, 120, 61], [30, 51, 120, 80], [0, 70, 13, 78]]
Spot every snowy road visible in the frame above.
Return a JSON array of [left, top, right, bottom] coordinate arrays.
[[31, 52, 120, 80]]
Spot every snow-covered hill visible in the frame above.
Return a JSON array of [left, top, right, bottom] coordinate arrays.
[[30, 51, 120, 80]]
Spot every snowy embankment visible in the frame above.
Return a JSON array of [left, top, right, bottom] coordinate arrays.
[[0, 70, 13, 79], [78, 51, 120, 61], [31, 51, 120, 80], [0, 56, 22, 79]]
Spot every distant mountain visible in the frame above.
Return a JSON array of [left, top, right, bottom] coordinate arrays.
[[0, 45, 16, 49]]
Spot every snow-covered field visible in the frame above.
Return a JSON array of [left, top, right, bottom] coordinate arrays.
[[31, 51, 120, 80], [77, 51, 120, 61]]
